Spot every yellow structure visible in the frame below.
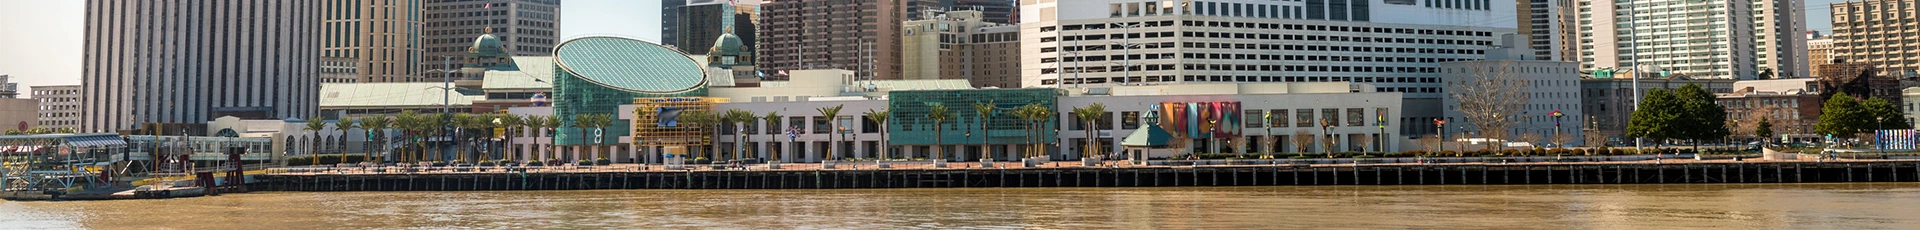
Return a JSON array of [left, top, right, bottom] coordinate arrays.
[[631, 97, 729, 148]]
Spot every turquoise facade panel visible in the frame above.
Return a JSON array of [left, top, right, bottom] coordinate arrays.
[[886, 88, 1059, 145]]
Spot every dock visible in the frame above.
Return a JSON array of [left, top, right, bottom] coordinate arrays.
[[248, 158, 1920, 191]]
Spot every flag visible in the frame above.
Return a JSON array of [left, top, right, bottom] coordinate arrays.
[[657, 107, 683, 127]]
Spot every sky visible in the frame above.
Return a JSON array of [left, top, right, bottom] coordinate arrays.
[[0, 0, 1841, 97]]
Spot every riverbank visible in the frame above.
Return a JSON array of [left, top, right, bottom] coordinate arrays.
[[249, 158, 1920, 191]]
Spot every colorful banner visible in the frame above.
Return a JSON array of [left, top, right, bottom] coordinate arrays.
[[1878, 129, 1918, 150], [1155, 101, 1243, 139]]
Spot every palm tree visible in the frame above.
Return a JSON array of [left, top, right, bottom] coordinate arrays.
[[581, 113, 614, 161], [359, 116, 392, 163], [392, 111, 418, 162], [1014, 103, 1055, 159], [542, 115, 562, 163], [497, 114, 524, 162], [863, 109, 890, 160], [302, 117, 329, 166], [928, 105, 952, 161], [425, 113, 449, 162], [337, 119, 361, 163], [451, 113, 475, 163], [679, 110, 715, 161], [723, 109, 756, 161], [816, 105, 845, 160], [971, 102, 994, 161], [762, 111, 783, 162], [1073, 103, 1107, 160]]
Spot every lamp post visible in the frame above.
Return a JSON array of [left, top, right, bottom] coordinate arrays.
[[1434, 118, 1447, 152], [838, 126, 849, 160], [1111, 22, 1141, 86], [1551, 110, 1563, 148]]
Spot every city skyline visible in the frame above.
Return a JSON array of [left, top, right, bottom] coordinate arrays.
[[0, 0, 663, 94]]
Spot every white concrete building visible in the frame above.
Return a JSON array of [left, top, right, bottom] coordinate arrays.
[[1019, 0, 1518, 138], [1440, 36, 1584, 147], [82, 0, 322, 133]]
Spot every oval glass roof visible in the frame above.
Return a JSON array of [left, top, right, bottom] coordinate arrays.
[[554, 36, 707, 94]]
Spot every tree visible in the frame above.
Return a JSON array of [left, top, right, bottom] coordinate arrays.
[[55, 128, 76, 133], [450, 113, 475, 163], [1353, 134, 1374, 153], [337, 119, 361, 162], [761, 111, 783, 162], [680, 110, 716, 161], [358, 116, 392, 163], [522, 114, 548, 162], [862, 109, 890, 160], [816, 105, 845, 160], [723, 109, 756, 161], [1447, 61, 1530, 151], [541, 115, 562, 162], [497, 114, 523, 162], [1516, 132, 1543, 155], [929, 104, 952, 161], [1755, 118, 1775, 146], [1815, 92, 1868, 138], [1012, 103, 1055, 159], [1072, 103, 1107, 160], [1628, 88, 1684, 144], [1418, 134, 1441, 153], [971, 102, 994, 161], [302, 117, 329, 166], [1673, 83, 1728, 150], [1292, 129, 1313, 156], [1864, 97, 1914, 130]]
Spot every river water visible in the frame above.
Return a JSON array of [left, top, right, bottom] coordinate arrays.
[[4, 183, 1920, 229]]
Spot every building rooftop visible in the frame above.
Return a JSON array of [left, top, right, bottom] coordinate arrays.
[[319, 83, 473, 108], [554, 36, 707, 94], [481, 56, 556, 90]]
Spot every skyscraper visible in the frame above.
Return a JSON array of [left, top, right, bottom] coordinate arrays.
[[759, 0, 923, 80], [906, 0, 1019, 23], [324, 0, 425, 83], [83, 0, 321, 133], [902, 10, 1021, 88], [668, 2, 759, 55], [1516, 0, 1576, 61], [662, 0, 688, 47], [1578, 0, 1800, 80], [1754, 0, 1809, 79], [422, 0, 560, 79]]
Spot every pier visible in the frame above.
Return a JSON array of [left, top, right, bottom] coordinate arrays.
[[249, 159, 1920, 191]]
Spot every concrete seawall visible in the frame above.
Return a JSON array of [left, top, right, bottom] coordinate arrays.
[[249, 161, 1920, 191]]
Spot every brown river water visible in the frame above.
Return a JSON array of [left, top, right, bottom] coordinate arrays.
[[4, 183, 1920, 229]]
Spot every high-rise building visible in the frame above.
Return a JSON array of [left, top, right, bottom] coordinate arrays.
[[903, 10, 1021, 88], [323, 0, 425, 83], [668, 2, 759, 55], [31, 85, 83, 131], [422, 0, 560, 79], [1809, 37, 1833, 77], [1754, 0, 1809, 79], [320, 56, 361, 83], [83, 0, 321, 133], [1579, 0, 1762, 80], [0, 75, 16, 98], [759, 0, 921, 80], [662, 0, 687, 47], [907, 0, 1019, 23], [1517, 0, 1576, 61], [1831, 0, 1920, 77], [1020, 0, 1517, 136]]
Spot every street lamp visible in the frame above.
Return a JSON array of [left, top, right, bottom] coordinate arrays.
[[1110, 22, 1141, 86]]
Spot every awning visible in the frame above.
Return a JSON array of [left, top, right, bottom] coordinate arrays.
[[64, 135, 129, 148], [1121, 123, 1173, 148]]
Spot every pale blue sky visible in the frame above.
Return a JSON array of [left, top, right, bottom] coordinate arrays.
[[0, 0, 1838, 95]]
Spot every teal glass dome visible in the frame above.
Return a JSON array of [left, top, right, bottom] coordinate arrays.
[[471, 34, 506, 57], [554, 36, 707, 94]]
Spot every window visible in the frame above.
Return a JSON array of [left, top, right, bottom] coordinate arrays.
[[1347, 108, 1364, 126], [1322, 109, 1340, 127], [1298, 109, 1315, 127], [1271, 109, 1289, 127], [1245, 110, 1264, 128]]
